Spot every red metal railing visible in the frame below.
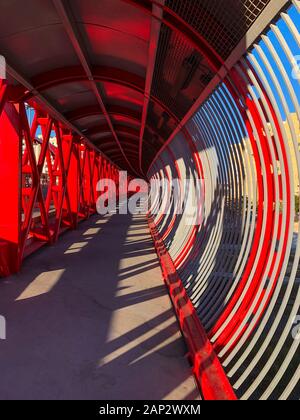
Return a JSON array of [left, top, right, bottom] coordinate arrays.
[[0, 83, 119, 277]]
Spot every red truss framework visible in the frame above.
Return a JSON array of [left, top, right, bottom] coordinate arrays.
[[0, 81, 119, 277]]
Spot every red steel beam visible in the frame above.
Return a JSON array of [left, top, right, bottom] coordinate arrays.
[[65, 107, 164, 155], [29, 66, 144, 96], [88, 124, 140, 139], [139, 0, 164, 173], [0, 91, 119, 277], [66, 105, 141, 124], [12, 66, 179, 129], [108, 152, 139, 162], [104, 144, 137, 153], [121, 0, 224, 72], [52, 0, 139, 176], [95, 132, 158, 154]]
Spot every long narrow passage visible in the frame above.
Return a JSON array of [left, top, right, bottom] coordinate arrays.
[[0, 213, 199, 400]]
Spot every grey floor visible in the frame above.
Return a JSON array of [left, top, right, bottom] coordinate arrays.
[[0, 212, 199, 400]]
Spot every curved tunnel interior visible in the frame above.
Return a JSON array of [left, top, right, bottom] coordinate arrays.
[[0, 0, 299, 400]]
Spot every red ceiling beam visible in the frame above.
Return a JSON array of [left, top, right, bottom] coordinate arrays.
[[108, 151, 139, 160], [139, 0, 164, 174], [103, 148, 137, 158], [65, 106, 165, 147], [97, 146, 137, 156], [52, 0, 139, 175], [95, 135, 148, 150], [88, 123, 164, 151], [11, 66, 179, 128], [66, 104, 142, 124], [91, 124, 140, 139], [23, 66, 145, 97], [67, 106, 141, 136], [100, 140, 138, 149], [86, 125, 155, 143], [102, 152, 139, 160], [121, 0, 224, 72], [96, 136, 158, 157]]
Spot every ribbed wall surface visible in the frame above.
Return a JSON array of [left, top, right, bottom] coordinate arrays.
[[148, 2, 300, 400]]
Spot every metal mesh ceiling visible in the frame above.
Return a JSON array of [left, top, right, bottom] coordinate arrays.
[[142, 0, 273, 170], [165, 0, 272, 59], [151, 24, 214, 120]]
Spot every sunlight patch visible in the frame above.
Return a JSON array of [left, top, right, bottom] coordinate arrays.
[[64, 242, 88, 254], [16, 269, 65, 301], [84, 228, 101, 236]]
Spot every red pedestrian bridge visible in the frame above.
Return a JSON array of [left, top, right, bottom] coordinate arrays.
[[0, 0, 299, 400]]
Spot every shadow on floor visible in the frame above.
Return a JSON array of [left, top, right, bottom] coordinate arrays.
[[0, 212, 199, 400]]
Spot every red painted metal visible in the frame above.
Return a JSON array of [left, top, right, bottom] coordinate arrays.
[[10, 66, 144, 102], [139, 1, 163, 174], [121, 0, 224, 72], [90, 125, 139, 140], [208, 67, 277, 352], [0, 87, 21, 276], [0, 91, 119, 277], [12, 66, 179, 131], [87, 123, 164, 152], [210, 63, 292, 355], [66, 105, 141, 124], [53, 0, 138, 176], [148, 214, 237, 400]]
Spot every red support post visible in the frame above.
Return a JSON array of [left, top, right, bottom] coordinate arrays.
[[0, 89, 22, 276], [61, 130, 75, 229], [67, 140, 80, 229]]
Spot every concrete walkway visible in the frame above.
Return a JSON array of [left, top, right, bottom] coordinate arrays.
[[0, 213, 199, 400]]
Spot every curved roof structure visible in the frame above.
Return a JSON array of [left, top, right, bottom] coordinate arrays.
[[0, 0, 275, 175], [0, 0, 299, 401]]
